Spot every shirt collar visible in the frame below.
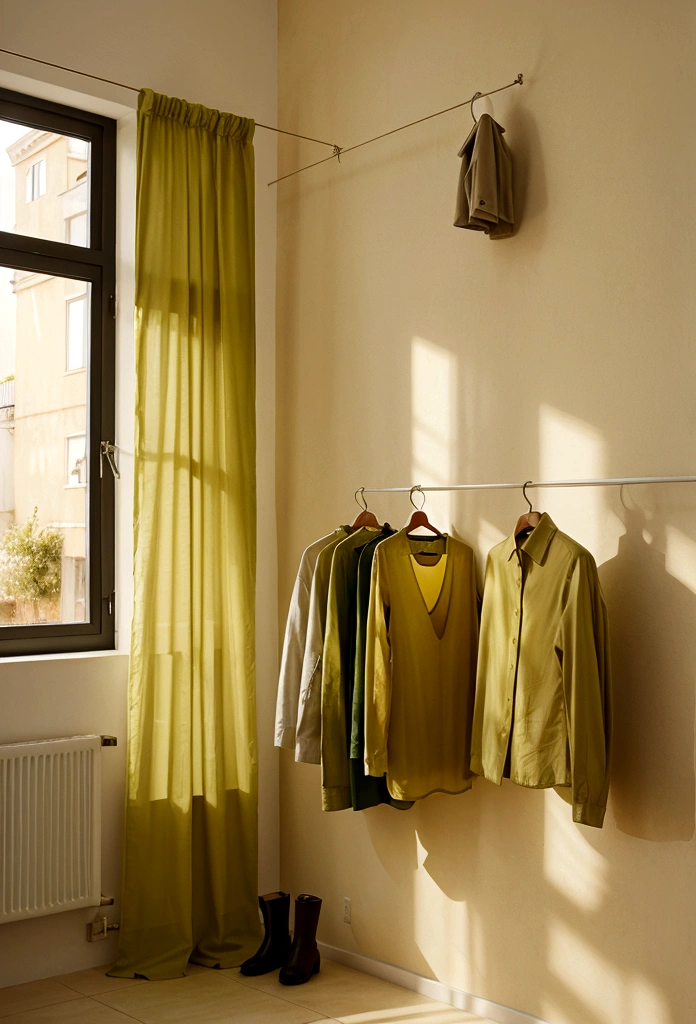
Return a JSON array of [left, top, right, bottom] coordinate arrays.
[[504, 512, 557, 565]]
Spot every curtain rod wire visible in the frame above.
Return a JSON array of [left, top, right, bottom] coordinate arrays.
[[268, 72, 524, 186], [361, 475, 696, 494], [0, 46, 340, 150]]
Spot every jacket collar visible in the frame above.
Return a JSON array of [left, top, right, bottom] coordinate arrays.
[[504, 512, 557, 565], [457, 113, 506, 158]]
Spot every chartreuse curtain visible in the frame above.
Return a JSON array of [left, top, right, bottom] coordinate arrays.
[[110, 89, 261, 980]]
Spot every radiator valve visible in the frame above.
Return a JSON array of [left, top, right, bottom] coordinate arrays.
[[86, 913, 120, 942]]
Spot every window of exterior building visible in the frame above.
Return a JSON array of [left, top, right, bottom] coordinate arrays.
[[0, 87, 115, 656], [25, 158, 46, 202], [66, 212, 88, 247], [66, 433, 87, 486], [66, 292, 88, 370]]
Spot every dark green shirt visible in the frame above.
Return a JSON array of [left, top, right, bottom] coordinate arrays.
[[321, 526, 411, 812]]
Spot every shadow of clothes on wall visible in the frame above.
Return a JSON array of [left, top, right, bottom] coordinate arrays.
[[600, 506, 696, 842]]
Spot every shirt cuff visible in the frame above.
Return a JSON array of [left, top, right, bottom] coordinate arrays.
[[274, 725, 296, 749], [365, 756, 387, 777], [573, 802, 606, 828]]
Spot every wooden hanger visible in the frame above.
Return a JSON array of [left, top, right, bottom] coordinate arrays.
[[405, 486, 443, 537], [514, 480, 542, 537], [351, 487, 382, 530]]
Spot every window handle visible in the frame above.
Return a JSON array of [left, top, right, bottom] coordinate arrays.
[[100, 440, 120, 479]]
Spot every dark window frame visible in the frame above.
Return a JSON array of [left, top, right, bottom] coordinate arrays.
[[0, 87, 116, 657]]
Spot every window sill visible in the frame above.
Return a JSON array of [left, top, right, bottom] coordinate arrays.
[[0, 649, 125, 665]]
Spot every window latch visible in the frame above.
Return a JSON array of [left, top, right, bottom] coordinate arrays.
[[100, 440, 120, 479]]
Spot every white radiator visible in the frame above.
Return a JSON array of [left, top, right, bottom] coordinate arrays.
[[0, 735, 102, 923]]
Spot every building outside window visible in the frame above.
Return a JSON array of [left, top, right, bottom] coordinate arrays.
[[66, 293, 88, 370], [65, 433, 87, 486], [66, 211, 87, 246], [25, 157, 45, 202]]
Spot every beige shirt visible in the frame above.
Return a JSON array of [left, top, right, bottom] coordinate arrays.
[[274, 529, 346, 750], [294, 527, 351, 763], [471, 514, 612, 828], [364, 530, 479, 801]]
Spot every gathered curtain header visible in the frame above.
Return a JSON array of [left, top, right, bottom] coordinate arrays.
[[138, 88, 255, 143]]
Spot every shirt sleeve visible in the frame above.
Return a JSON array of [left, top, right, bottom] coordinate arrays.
[[294, 569, 325, 764], [321, 557, 350, 798], [557, 553, 612, 828], [364, 549, 392, 777], [274, 572, 310, 749]]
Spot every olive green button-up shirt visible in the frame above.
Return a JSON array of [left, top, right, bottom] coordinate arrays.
[[471, 514, 612, 828]]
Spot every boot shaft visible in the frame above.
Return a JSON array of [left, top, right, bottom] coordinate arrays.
[[292, 893, 322, 942]]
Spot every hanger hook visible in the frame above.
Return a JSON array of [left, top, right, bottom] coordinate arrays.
[[522, 480, 534, 513], [354, 487, 368, 512], [409, 485, 426, 511], [470, 91, 483, 123]]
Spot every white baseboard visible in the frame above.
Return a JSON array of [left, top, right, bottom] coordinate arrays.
[[317, 941, 550, 1024]]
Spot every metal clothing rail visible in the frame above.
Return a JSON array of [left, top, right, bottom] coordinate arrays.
[[0, 46, 341, 150], [362, 475, 696, 495], [269, 73, 524, 186]]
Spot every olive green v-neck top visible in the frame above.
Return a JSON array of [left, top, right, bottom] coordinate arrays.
[[364, 530, 479, 801]]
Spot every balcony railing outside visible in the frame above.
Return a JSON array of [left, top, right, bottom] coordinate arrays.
[[0, 379, 15, 411]]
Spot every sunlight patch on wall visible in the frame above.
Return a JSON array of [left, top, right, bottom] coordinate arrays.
[[411, 337, 458, 529], [629, 976, 673, 1024], [413, 832, 470, 988], [543, 791, 607, 911], [477, 519, 506, 566], [538, 404, 620, 562], [665, 524, 696, 595], [547, 917, 622, 1024]]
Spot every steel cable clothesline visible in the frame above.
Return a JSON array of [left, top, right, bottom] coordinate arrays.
[[0, 47, 523, 187], [360, 475, 696, 497], [268, 73, 524, 185]]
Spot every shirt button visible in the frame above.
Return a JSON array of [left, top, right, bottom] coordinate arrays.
[[512, 638, 517, 646], [514, 609, 519, 616]]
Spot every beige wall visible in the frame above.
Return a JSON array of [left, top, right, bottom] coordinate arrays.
[[276, 2, 696, 1023], [0, 0, 278, 987]]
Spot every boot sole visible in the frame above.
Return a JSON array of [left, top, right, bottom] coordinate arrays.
[[278, 958, 321, 985]]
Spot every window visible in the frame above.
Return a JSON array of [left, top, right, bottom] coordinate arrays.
[[66, 433, 87, 486], [66, 213, 88, 247], [0, 87, 116, 656], [25, 158, 46, 202], [66, 293, 88, 369]]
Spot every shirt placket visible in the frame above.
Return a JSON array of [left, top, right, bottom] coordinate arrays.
[[502, 549, 525, 771]]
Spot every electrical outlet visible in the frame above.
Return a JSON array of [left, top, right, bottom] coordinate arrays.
[[343, 897, 351, 924]]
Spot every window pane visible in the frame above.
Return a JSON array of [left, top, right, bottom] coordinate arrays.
[[0, 266, 89, 625], [1, 119, 90, 247], [66, 295, 87, 369]]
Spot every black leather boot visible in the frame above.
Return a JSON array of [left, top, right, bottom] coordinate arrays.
[[279, 894, 322, 985], [240, 892, 291, 976]]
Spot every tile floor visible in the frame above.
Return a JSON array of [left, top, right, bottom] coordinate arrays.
[[0, 958, 497, 1024]]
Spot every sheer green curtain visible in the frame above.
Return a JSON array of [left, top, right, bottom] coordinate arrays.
[[110, 89, 261, 980]]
